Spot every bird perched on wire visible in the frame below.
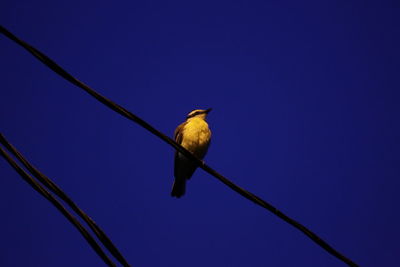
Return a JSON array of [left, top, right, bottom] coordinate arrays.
[[171, 108, 212, 198]]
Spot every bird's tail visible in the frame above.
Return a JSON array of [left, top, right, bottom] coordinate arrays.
[[171, 179, 186, 198]]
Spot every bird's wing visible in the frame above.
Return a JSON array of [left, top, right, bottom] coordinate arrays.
[[174, 121, 197, 180], [174, 121, 186, 175], [174, 121, 186, 145]]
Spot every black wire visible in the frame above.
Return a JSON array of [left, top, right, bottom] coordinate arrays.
[[0, 134, 131, 267], [0, 25, 358, 267], [0, 145, 116, 267]]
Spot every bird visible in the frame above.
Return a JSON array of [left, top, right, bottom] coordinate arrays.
[[171, 108, 212, 198]]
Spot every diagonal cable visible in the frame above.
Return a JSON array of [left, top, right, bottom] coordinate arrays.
[[0, 25, 358, 267], [0, 133, 130, 267], [0, 143, 116, 267]]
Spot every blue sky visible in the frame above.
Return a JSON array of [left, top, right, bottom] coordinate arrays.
[[1, 1, 399, 266]]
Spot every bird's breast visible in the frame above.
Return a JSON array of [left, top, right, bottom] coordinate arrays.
[[181, 119, 211, 157]]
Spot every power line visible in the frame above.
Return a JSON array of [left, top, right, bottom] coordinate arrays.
[[0, 25, 358, 267], [0, 138, 117, 267], [0, 134, 131, 266]]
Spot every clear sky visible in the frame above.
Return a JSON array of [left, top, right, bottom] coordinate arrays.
[[1, 1, 399, 266]]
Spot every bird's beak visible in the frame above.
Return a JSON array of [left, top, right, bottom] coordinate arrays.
[[205, 108, 212, 114]]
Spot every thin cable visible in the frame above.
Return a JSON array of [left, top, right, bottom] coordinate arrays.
[[0, 133, 130, 267], [0, 25, 358, 267], [0, 145, 116, 267]]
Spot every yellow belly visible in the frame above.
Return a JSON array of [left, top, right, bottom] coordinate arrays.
[[181, 118, 211, 158]]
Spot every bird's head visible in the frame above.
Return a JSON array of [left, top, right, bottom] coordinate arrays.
[[186, 108, 212, 120]]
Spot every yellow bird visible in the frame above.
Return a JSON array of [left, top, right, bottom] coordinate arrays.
[[171, 108, 212, 198]]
